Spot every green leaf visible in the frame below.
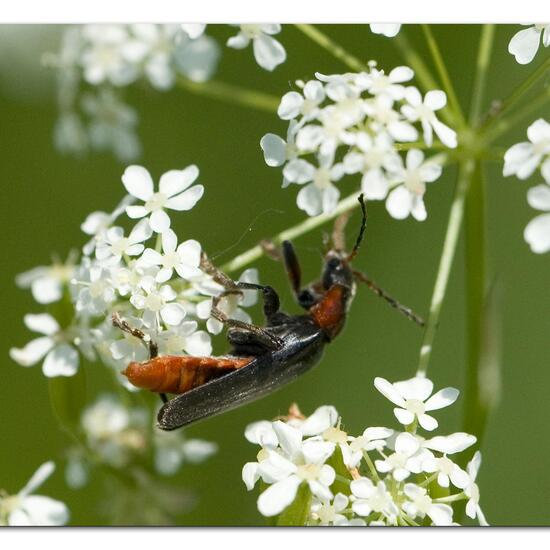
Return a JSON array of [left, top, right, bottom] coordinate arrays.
[[276, 483, 312, 526], [327, 446, 352, 495], [48, 366, 87, 435]]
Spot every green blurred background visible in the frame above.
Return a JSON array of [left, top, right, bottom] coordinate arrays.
[[1, 24, 549, 525]]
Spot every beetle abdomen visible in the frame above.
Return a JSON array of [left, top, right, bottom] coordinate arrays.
[[123, 355, 253, 394]]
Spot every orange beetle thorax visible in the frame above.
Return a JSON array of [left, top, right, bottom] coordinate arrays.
[[309, 285, 349, 341]]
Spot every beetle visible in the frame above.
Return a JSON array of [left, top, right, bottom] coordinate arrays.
[[114, 195, 424, 430]]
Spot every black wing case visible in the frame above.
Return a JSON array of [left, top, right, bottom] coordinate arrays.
[[157, 328, 325, 430]]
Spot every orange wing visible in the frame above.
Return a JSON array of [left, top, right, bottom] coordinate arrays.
[[123, 355, 254, 394]]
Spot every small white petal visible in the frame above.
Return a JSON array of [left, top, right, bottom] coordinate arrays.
[[160, 303, 186, 326], [165, 185, 204, 211], [31, 278, 62, 304], [121, 165, 154, 201], [253, 34, 286, 71], [394, 432, 420, 455], [424, 387, 459, 411], [272, 421, 303, 458], [386, 186, 412, 219], [42, 345, 79, 377], [149, 210, 171, 233], [257, 476, 301, 517], [374, 377, 406, 407], [278, 92, 303, 120], [242, 462, 260, 491], [509, 26, 542, 64], [527, 184, 550, 211], [159, 165, 199, 197], [394, 376, 434, 401], [24, 313, 59, 336], [393, 407, 415, 425], [125, 205, 148, 219], [524, 213, 550, 253], [19, 462, 55, 496], [261, 133, 287, 167], [10, 337, 54, 367], [418, 413, 438, 431]]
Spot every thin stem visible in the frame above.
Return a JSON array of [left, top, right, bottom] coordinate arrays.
[[176, 77, 279, 113], [463, 162, 487, 442], [469, 25, 496, 127], [422, 25, 466, 127], [294, 24, 366, 72], [481, 55, 550, 132], [484, 85, 550, 144], [416, 159, 475, 377], [221, 191, 362, 274]]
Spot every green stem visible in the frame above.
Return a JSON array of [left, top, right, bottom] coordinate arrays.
[[221, 191, 362, 274], [462, 161, 487, 442], [483, 85, 550, 143], [469, 25, 495, 127], [176, 77, 279, 113], [421, 25, 466, 127], [294, 24, 366, 72], [481, 55, 550, 133], [416, 160, 475, 377]]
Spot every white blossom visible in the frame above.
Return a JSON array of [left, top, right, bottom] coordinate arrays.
[[374, 432, 425, 481], [385, 149, 443, 221], [0, 462, 69, 526], [374, 376, 459, 431], [95, 218, 152, 265], [9, 313, 79, 377], [508, 24, 550, 64], [503, 119, 550, 180], [464, 451, 488, 525], [123, 165, 204, 233], [401, 87, 457, 148], [524, 165, 550, 253], [227, 24, 286, 71], [350, 478, 399, 524], [369, 24, 402, 38], [139, 228, 202, 283], [402, 483, 453, 525], [310, 493, 365, 526]]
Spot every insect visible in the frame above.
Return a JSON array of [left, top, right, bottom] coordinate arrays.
[[114, 195, 424, 430]]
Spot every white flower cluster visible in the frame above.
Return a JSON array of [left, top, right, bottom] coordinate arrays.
[[508, 25, 550, 65], [10, 164, 259, 380], [242, 375, 487, 526], [0, 462, 69, 526], [503, 118, 550, 253], [51, 24, 221, 161], [261, 65, 457, 219], [65, 394, 217, 488]]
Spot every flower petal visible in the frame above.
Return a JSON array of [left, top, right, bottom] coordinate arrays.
[[253, 34, 286, 71], [424, 387, 459, 411], [160, 303, 186, 326], [164, 185, 204, 211], [524, 213, 550, 253], [42, 345, 79, 377], [394, 376, 434, 401], [374, 377, 406, 407], [10, 337, 54, 367], [509, 26, 542, 64], [122, 165, 154, 201], [159, 165, 199, 197], [149, 209, 171, 233], [257, 476, 301, 517], [261, 133, 286, 167]]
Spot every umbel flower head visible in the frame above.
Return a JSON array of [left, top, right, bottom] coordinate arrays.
[[262, 64, 456, 219], [242, 375, 487, 526]]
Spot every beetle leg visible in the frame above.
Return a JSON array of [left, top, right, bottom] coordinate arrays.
[[352, 270, 425, 326], [111, 312, 158, 358], [227, 327, 279, 355], [211, 298, 283, 349]]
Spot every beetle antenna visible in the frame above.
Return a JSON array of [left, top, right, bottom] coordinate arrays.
[[347, 194, 367, 262], [352, 271, 425, 326]]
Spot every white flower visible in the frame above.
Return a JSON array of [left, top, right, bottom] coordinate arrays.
[[95, 218, 153, 265], [283, 153, 344, 216], [278, 80, 325, 121], [80, 25, 141, 86], [374, 376, 459, 431], [350, 478, 399, 524], [288, 405, 339, 436], [463, 451, 488, 525], [0, 462, 69, 526], [508, 24, 550, 64], [74, 263, 116, 315], [181, 24, 207, 40], [81, 89, 140, 162], [310, 493, 364, 526], [503, 119, 550, 180], [139, 228, 202, 282], [244, 420, 279, 448], [363, 93, 418, 143], [81, 395, 146, 467], [154, 430, 217, 475], [401, 87, 457, 148], [227, 24, 286, 71], [369, 24, 402, 38], [130, 275, 187, 328], [345, 427, 393, 468], [374, 432, 425, 481], [157, 321, 212, 356], [261, 120, 299, 186], [244, 421, 336, 517], [524, 166, 550, 253], [422, 454, 470, 490], [402, 483, 453, 525], [365, 66, 414, 100], [123, 165, 204, 233], [343, 131, 399, 200], [9, 313, 79, 377], [174, 33, 221, 83], [15, 258, 76, 305]]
